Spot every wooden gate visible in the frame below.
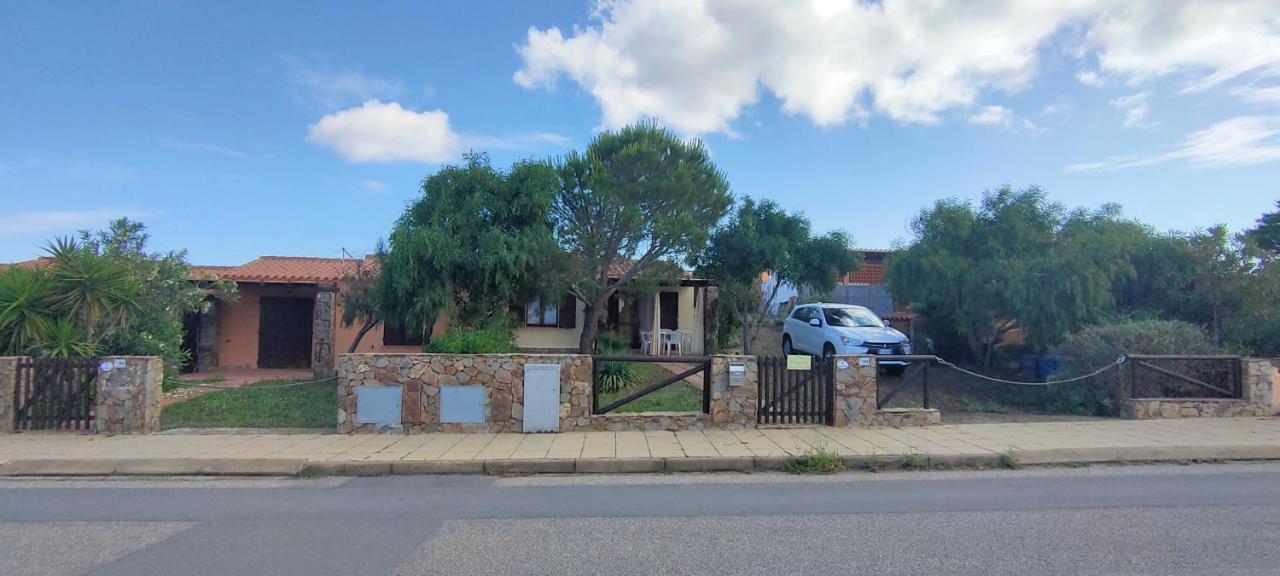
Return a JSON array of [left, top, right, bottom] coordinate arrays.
[[14, 357, 100, 431], [758, 356, 833, 425]]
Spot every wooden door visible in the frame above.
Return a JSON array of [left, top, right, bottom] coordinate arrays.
[[258, 297, 314, 369]]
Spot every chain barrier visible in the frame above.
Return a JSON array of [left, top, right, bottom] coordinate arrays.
[[166, 376, 337, 390]]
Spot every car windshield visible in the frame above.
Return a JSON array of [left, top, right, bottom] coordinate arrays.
[[823, 307, 883, 328]]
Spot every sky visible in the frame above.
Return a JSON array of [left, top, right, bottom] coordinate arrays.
[[2, 0, 1279, 265]]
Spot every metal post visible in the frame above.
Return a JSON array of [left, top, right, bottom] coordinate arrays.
[[921, 362, 930, 410], [702, 360, 711, 414], [591, 357, 600, 415]]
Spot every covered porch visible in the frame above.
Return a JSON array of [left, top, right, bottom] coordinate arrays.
[[603, 281, 714, 356]]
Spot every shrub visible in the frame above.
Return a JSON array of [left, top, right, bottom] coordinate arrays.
[[424, 324, 519, 354], [594, 331, 637, 393], [1046, 319, 1218, 416]]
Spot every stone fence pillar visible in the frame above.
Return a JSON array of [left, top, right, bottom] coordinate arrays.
[[0, 357, 26, 434], [708, 355, 757, 428], [96, 356, 164, 434], [832, 355, 877, 427]]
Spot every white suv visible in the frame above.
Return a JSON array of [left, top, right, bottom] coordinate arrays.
[[782, 303, 911, 370]]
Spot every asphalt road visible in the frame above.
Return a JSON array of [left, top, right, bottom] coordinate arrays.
[[2, 464, 1280, 575]]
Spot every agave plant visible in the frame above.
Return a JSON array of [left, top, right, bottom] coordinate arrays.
[[44, 237, 141, 343], [36, 316, 97, 358], [0, 267, 56, 355]]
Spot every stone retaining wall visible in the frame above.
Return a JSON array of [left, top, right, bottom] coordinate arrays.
[[0, 357, 18, 433], [871, 408, 941, 427], [337, 354, 592, 434], [1123, 358, 1277, 420]]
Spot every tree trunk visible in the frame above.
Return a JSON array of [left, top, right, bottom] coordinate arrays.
[[346, 318, 380, 353], [740, 312, 752, 354], [578, 300, 603, 354]]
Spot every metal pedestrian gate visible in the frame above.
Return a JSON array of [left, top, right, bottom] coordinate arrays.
[[14, 357, 100, 431], [757, 356, 833, 425]]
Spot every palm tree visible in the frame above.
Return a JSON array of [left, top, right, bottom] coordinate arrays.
[[0, 267, 56, 355]]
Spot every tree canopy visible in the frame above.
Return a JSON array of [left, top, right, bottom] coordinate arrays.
[[376, 153, 563, 341], [886, 187, 1140, 367], [692, 197, 860, 353], [553, 122, 732, 352]]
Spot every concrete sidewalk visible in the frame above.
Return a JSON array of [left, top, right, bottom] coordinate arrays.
[[1, 418, 1278, 477]]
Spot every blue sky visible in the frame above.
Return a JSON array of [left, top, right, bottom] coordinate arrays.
[[2, 1, 1279, 264]]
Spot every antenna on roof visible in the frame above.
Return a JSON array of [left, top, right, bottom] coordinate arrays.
[[341, 248, 353, 262]]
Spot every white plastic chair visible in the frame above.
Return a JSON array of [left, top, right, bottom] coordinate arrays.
[[640, 331, 653, 355], [661, 330, 683, 356]]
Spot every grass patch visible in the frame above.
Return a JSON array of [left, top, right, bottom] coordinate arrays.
[[785, 444, 846, 475], [902, 452, 929, 469], [597, 362, 702, 413], [999, 451, 1020, 469], [161, 379, 335, 429]]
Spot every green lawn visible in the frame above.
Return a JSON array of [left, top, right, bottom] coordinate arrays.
[[597, 362, 703, 413], [161, 379, 335, 430]]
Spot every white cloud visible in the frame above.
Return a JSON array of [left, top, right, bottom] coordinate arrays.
[[307, 100, 461, 164], [0, 209, 154, 238], [280, 55, 407, 111], [360, 180, 386, 192], [160, 138, 249, 159], [1064, 115, 1280, 172], [1075, 70, 1104, 87], [968, 105, 1014, 127], [1110, 92, 1152, 128], [514, 0, 1280, 135], [1233, 84, 1280, 106], [1041, 103, 1071, 115], [461, 132, 571, 151]]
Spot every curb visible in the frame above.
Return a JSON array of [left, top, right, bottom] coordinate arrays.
[[2, 448, 1279, 478]]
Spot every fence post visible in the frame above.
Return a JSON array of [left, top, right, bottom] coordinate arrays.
[[701, 359, 711, 414], [591, 358, 600, 415], [921, 362, 930, 410], [0, 357, 24, 434]]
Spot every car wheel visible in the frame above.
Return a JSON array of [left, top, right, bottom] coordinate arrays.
[[782, 335, 794, 355], [822, 343, 836, 359]]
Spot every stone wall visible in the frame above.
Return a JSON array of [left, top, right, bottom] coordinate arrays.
[[337, 354, 592, 434], [832, 355, 878, 427], [96, 356, 164, 434], [871, 407, 941, 427], [1123, 357, 1277, 420], [0, 357, 21, 433], [311, 287, 336, 379]]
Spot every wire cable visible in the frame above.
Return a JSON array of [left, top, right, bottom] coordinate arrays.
[[930, 356, 1126, 386]]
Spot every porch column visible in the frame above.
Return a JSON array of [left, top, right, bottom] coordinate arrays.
[[312, 284, 337, 379], [195, 299, 220, 372], [651, 293, 662, 355], [702, 285, 719, 354]]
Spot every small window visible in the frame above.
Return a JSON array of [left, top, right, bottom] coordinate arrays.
[[792, 307, 810, 322], [383, 321, 424, 346], [526, 297, 558, 327], [523, 295, 577, 329]]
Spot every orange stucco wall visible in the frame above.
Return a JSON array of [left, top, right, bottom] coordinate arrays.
[[213, 282, 451, 370], [214, 284, 318, 370]]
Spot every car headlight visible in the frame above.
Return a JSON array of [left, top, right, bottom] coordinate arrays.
[[840, 336, 862, 346], [902, 343, 912, 354]]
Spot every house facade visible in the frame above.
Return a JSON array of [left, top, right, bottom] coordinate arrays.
[[186, 256, 715, 379]]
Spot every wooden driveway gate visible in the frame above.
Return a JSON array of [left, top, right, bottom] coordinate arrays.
[[757, 356, 833, 425], [14, 357, 100, 431]]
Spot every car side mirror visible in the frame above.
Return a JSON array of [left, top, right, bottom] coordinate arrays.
[[882, 318, 892, 327], [808, 318, 821, 327]]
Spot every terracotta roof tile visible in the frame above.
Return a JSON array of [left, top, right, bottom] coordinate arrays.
[[838, 262, 885, 285], [189, 256, 366, 284]]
